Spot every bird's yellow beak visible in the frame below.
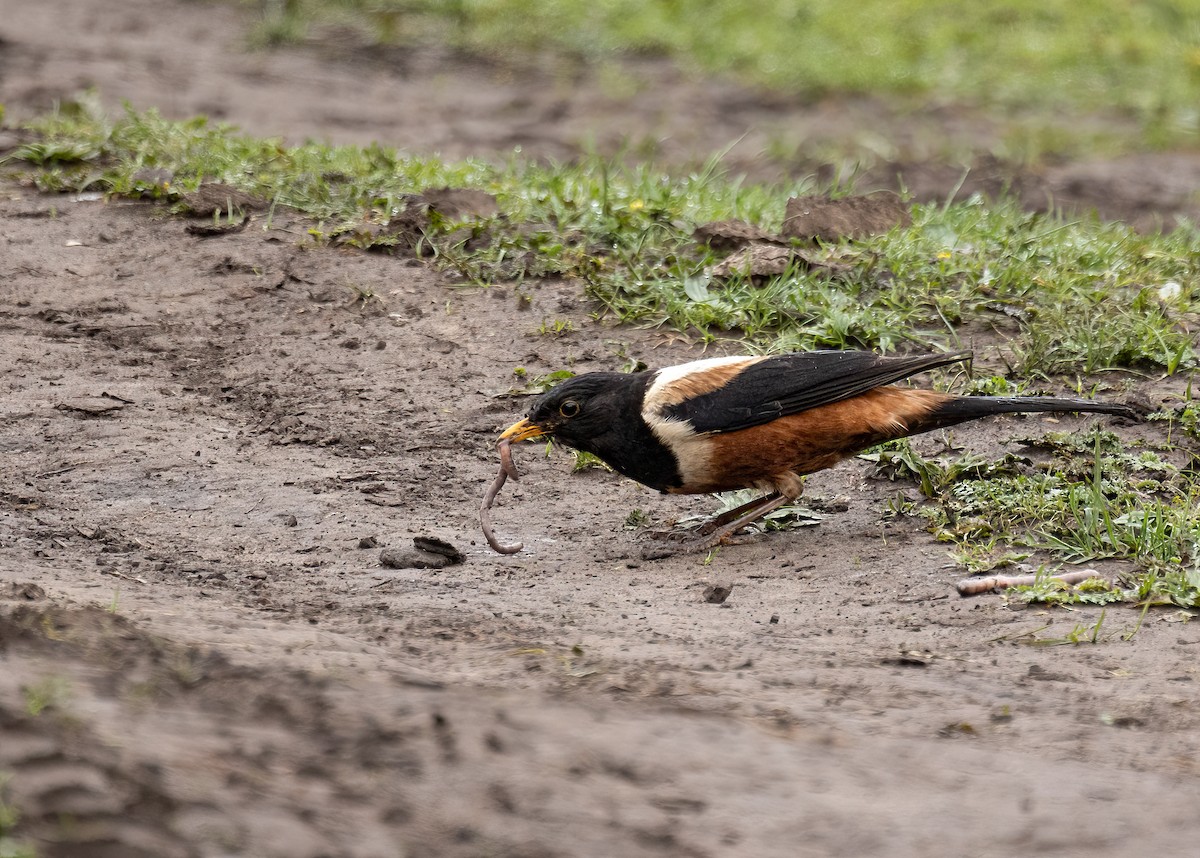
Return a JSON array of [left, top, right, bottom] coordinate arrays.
[[499, 418, 547, 444]]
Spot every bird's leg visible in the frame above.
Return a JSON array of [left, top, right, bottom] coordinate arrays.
[[646, 491, 785, 543], [642, 492, 796, 560], [691, 492, 795, 547], [694, 492, 783, 536]]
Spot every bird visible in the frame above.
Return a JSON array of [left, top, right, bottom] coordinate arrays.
[[498, 350, 1134, 555]]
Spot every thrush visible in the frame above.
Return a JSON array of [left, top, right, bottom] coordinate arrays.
[[499, 350, 1133, 555]]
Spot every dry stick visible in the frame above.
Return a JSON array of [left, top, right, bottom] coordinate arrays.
[[957, 568, 1100, 597], [480, 439, 524, 554], [100, 568, 148, 585]]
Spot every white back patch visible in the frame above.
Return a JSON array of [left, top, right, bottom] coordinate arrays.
[[643, 412, 713, 488], [641, 355, 768, 489], [643, 355, 764, 413]]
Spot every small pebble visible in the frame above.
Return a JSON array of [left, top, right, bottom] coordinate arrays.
[[379, 548, 453, 570], [703, 584, 733, 604], [379, 537, 466, 570]]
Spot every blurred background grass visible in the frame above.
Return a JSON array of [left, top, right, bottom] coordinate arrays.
[[250, 0, 1200, 151]]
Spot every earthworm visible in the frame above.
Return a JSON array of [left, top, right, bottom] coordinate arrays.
[[480, 439, 524, 554], [956, 568, 1100, 597], [498, 436, 520, 481]]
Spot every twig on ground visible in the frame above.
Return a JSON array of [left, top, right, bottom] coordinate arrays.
[[100, 567, 148, 585], [957, 569, 1101, 596]]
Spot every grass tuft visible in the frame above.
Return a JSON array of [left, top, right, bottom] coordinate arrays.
[[872, 428, 1200, 607], [0, 773, 37, 858]]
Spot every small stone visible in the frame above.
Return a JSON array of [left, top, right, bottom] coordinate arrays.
[[702, 584, 733, 604], [413, 536, 465, 563], [380, 547, 452, 570], [56, 397, 124, 415], [6, 582, 47, 601], [782, 192, 911, 243]]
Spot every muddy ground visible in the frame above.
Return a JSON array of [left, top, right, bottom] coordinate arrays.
[[2, 2, 1200, 857]]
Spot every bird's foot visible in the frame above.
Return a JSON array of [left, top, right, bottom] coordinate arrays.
[[642, 528, 704, 543], [639, 530, 722, 559], [638, 492, 796, 560], [641, 540, 706, 560], [639, 528, 764, 559]]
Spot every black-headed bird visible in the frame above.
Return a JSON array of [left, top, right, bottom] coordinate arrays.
[[499, 350, 1133, 555]]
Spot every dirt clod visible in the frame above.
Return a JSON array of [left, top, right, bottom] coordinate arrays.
[[379, 547, 457, 570], [782, 192, 912, 242], [709, 242, 852, 283], [702, 584, 733, 604], [56, 396, 126, 415], [185, 213, 252, 237], [5, 583, 47, 601], [177, 183, 266, 216], [415, 187, 500, 222], [693, 219, 782, 251], [413, 536, 466, 563]]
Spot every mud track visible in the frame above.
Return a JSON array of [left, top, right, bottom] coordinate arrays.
[[2, 2, 1200, 856]]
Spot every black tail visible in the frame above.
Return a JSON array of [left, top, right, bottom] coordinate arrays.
[[920, 395, 1136, 432]]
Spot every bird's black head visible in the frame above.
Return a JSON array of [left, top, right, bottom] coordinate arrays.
[[500, 372, 643, 453], [497, 369, 684, 492]]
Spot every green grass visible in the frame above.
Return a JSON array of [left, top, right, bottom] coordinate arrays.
[[0, 773, 36, 858], [870, 427, 1200, 608], [245, 0, 1200, 153], [12, 103, 1198, 374], [21, 677, 72, 718], [5, 102, 1200, 605]]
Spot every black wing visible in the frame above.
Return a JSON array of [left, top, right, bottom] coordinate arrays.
[[662, 350, 971, 434]]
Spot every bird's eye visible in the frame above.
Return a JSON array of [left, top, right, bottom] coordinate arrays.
[[559, 400, 581, 418]]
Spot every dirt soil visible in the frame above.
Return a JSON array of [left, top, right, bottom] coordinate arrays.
[[3, 2, 1200, 857]]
